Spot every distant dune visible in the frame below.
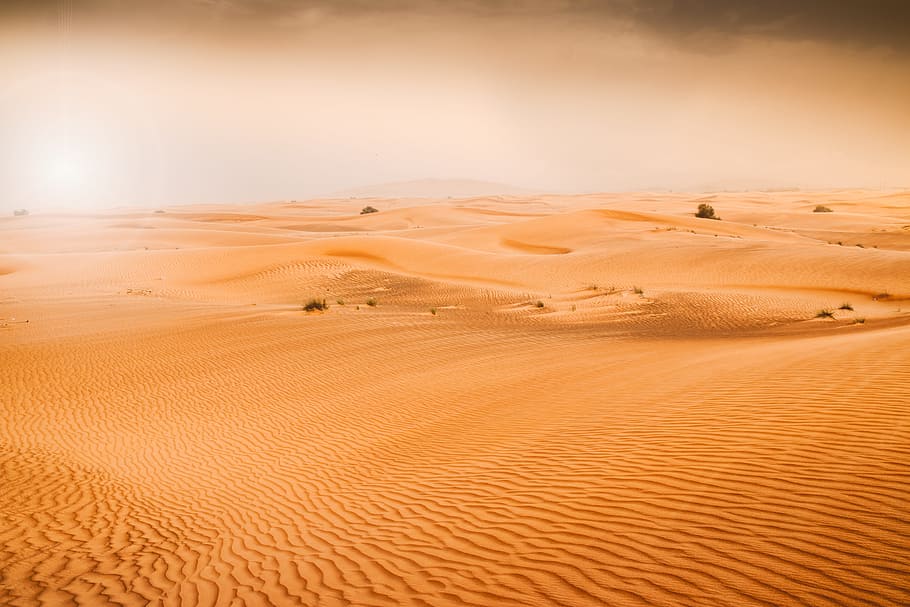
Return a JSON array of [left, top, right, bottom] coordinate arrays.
[[1, 190, 909, 606], [329, 178, 537, 199]]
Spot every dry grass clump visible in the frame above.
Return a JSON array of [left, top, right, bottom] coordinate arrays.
[[813, 205, 833, 213], [304, 299, 329, 312], [695, 203, 720, 220]]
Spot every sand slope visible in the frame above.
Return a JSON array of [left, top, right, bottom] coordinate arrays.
[[2, 191, 909, 606]]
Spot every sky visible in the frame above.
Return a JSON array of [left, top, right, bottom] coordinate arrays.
[[1, 1, 909, 210]]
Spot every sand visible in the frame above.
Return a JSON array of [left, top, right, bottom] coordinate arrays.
[[1, 190, 909, 606]]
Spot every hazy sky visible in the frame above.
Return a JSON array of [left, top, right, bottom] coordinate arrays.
[[2, 1, 909, 209]]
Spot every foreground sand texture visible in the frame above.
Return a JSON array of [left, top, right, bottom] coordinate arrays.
[[2, 191, 909, 606]]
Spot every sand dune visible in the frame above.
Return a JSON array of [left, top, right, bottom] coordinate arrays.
[[2, 191, 909, 606]]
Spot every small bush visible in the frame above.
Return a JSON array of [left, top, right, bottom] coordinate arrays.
[[430, 307, 437, 315], [336, 298, 345, 306], [153, 209, 166, 214], [366, 298, 378, 307], [873, 292, 890, 301], [695, 203, 720, 220], [535, 300, 545, 308], [839, 302, 853, 311], [633, 286, 644, 295], [303, 298, 328, 312], [813, 205, 833, 213], [815, 309, 835, 319], [360, 206, 379, 215], [12, 209, 29, 216], [854, 317, 866, 324]]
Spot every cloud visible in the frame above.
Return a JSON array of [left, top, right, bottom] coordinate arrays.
[[6, 1, 910, 54], [611, 0, 910, 53]]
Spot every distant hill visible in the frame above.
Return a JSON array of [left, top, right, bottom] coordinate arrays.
[[329, 179, 536, 199]]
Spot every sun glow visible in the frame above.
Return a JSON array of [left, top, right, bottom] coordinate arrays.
[[35, 142, 91, 206], [46, 149, 87, 190]]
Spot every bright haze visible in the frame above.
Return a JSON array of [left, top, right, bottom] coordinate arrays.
[[2, 1, 909, 210]]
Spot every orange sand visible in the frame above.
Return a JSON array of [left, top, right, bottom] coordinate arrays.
[[2, 190, 909, 606]]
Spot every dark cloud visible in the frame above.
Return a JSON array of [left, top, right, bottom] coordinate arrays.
[[4, 1, 910, 53], [614, 0, 910, 52]]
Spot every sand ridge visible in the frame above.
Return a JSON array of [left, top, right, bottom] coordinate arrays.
[[1, 190, 909, 606]]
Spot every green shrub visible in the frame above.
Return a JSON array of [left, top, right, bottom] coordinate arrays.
[[695, 203, 720, 220]]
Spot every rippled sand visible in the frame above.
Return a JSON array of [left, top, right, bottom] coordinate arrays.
[[2, 190, 909, 606]]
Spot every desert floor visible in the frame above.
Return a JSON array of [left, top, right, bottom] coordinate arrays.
[[2, 190, 909, 606]]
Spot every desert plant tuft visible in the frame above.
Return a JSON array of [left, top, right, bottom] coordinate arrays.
[[303, 298, 328, 312], [633, 286, 644, 295], [695, 203, 720, 220], [360, 206, 379, 215], [12, 209, 29, 216], [430, 307, 437, 315], [854, 317, 866, 324], [873, 292, 890, 301], [366, 298, 378, 307], [535, 300, 545, 308], [815, 309, 835, 319], [813, 205, 833, 213], [336, 298, 345, 306], [839, 302, 853, 311]]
